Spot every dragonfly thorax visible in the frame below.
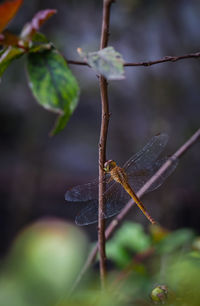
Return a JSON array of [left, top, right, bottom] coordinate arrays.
[[110, 165, 128, 185], [104, 160, 128, 185]]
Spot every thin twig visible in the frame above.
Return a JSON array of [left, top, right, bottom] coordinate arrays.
[[124, 52, 200, 67], [67, 51, 200, 68], [98, 77, 109, 288], [72, 128, 200, 292], [98, 0, 115, 288], [67, 60, 89, 66]]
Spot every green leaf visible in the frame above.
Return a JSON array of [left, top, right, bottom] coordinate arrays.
[[51, 112, 71, 136], [28, 43, 52, 54], [31, 32, 49, 44], [28, 33, 52, 53], [27, 49, 80, 134], [106, 242, 132, 267], [106, 222, 151, 266], [166, 255, 200, 305], [78, 46, 125, 80], [0, 46, 24, 77], [156, 228, 195, 254], [115, 222, 151, 252]]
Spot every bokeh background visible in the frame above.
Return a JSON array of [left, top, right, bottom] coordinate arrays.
[[0, 0, 200, 256]]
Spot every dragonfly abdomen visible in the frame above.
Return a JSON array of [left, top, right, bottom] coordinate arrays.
[[122, 181, 156, 225]]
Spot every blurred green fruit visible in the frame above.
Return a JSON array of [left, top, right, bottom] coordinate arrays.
[[3, 218, 88, 305]]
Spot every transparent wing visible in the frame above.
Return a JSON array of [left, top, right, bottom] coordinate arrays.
[[65, 175, 111, 202], [75, 199, 99, 225], [65, 178, 99, 202], [127, 156, 178, 194], [67, 133, 178, 226], [66, 134, 168, 202], [104, 182, 131, 218], [75, 182, 130, 226], [74, 157, 178, 226], [75, 156, 178, 226], [123, 133, 169, 173]]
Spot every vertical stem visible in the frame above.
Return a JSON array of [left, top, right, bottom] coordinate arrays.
[[100, 0, 114, 49], [98, 77, 109, 287], [98, 0, 115, 288]]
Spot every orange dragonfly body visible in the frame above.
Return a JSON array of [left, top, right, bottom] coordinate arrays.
[[104, 160, 156, 224], [65, 133, 178, 226]]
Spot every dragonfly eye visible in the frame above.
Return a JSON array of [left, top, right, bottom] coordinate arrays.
[[104, 160, 116, 172]]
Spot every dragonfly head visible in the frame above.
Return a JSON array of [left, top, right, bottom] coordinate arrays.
[[104, 160, 117, 173]]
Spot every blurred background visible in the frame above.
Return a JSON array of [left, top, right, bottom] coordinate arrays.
[[0, 0, 200, 256]]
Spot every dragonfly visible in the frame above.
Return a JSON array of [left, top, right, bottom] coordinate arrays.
[[65, 133, 178, 226]]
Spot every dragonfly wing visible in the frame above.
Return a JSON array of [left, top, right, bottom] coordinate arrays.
[[145, 157, 178, 192], [75, 182, 130, 225], [65, 179, 99, 202], [65, 176, 111, 202], [75, 200, 99, 225], [123, 133, 169, 173], [128, 156, 178, 194], [103, 182, 131, 218]]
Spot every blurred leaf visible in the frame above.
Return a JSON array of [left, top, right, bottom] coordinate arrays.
[[106, 242, 132, 267], [70, 288, 123, 306], [149, 224, 170, 244], [166, 255, 200, 306], [156, 228, 195, 254], [27, 49, 80, 134], [192, 237, 200, 252], [115, 222, 151, 252], [106, 222, 151, 267], [189, 251, 200, 259], [51, 111, 74, 135], [21, 9, 57, 41], [0, 0, 23, 33], [28, 33, 52, 53], [0, 30, 20, 46], [31, 32, 49, 44], [28, 32, 54, 53], [78, 46, 125, 80], [0, 49, 5, 57], [28, 43, 52, 53], [0, 46, 24, 77]]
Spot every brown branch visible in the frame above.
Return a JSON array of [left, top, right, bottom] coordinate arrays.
[[71, 127, 200, 292], [124, 52, 200, 67], [98, 0, 115, 288], [66, 51, 200, 68], [98, 77, 109, 288], [67, 60, 89, 66]]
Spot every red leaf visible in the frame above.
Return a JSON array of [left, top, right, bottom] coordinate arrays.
[[0, 0, 23, 33], [31, 9, 57, 32], [21, 9, 57, 41], [0, 30, 20, 46]]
